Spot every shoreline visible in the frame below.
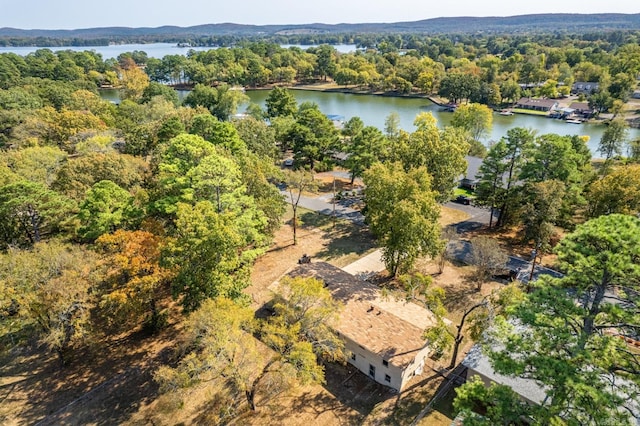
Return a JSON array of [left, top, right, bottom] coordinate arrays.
[[244, 84, 630, 126], [246, 83, 447, 105], [168, 82, 639, 128]]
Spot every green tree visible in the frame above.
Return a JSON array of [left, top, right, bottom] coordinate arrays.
[[499, 79, 521, 104], [398, 112, 469, 202], [314, 45, 337, 81], [288, 105, 339, 170], [520, 179, 565, 256], [438, 73, 481, 104], [156, 115, 186, 143], [474, 140, 509, 228], [187, 154, 244, 213], [363, 162, 443, 276], [520, 133, 590, 184], [587, 164, 640, 217], [345, 125, 388, 184], [0, 180, 76, 247], [183, 83, 248, 121], [140, 81, 180, 105], [236, 152, 286, 236], [598, 118, 629, 165], [496, 128, 534, 226], [77, 180, 141, 242], [342, 116, 365, 139], [163, 201, 265, 312], [232, 116, 278, 159], [265, 86, 298, 118], [454, 376, 532, 425], [451, 103, 493, 143], [151, 134, 217, 216], [588, 90, 614, 115], [189, 114, 246, 153], [384, 112, 401, 141], [485, 214, 640, 425]]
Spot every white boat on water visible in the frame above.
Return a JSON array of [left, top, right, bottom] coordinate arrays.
[[566, 119, 582, 124], [499, 109, 514, 116]]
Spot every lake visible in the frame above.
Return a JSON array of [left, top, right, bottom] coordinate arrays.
[[0, 43, 358, 59], [98, 87, 639, 157], [244, 90, 639, 156]]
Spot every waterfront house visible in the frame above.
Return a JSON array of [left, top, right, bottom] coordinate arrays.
[[515, 97, 559, 113], [272, 262, 436, 391], [568, 102, 594, 119]]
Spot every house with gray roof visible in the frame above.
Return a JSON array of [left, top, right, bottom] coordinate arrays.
[[462, 344, 640, 424], [571, 81, 600, 95]]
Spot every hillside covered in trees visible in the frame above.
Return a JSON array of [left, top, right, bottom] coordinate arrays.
[[1, 13, 640, 47]]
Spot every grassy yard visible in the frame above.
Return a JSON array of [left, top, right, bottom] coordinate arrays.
[[512, 108, 550, 116], [453, 187, 475, 197]]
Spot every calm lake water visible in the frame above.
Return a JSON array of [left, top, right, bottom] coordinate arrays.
[[0, 43, 357, 59], [98, 87, 639, 157], [245, 90, 640, 157]]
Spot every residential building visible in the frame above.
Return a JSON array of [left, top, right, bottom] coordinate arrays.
[[460, 155, 483, 190], [272, 262, 436, 391], [515, 97, 559, 112], [568, 101, 595, 118], [571, 81, 600, 95]]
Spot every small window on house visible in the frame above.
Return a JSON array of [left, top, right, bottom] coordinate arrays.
[[382, 360, 388, 367], [351, 352, 356, 361], [369, 364, 375, 378], [384, 374, 391, 383]]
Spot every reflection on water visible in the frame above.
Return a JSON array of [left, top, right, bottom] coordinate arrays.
[[245, 90, 639, 157], [98, 87, 639, 158]]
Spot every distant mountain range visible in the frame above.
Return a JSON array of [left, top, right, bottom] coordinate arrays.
[[1, 13, 640, 40]]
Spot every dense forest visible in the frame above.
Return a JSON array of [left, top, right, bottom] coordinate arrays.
[[0, 28, 639, 424]]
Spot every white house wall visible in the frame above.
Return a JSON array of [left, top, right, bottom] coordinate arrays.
[[343, 335, 431, 391]]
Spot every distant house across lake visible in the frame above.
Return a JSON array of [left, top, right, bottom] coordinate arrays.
[[515, 97, 558, 113], [571, 81, 600, 95]]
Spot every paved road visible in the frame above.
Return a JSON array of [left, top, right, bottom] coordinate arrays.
[[284, 183, 564, 284], [282, 190, 365, 225], [443, 201, 494, 233]]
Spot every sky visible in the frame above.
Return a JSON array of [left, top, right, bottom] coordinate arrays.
[[1, 0, 639, 30]]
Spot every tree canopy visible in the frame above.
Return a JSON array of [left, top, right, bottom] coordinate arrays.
[[363, 162, 443, 276], [479, 214, 640, 425]]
